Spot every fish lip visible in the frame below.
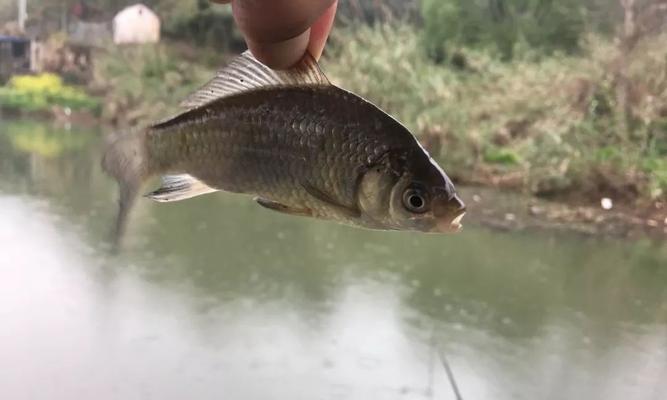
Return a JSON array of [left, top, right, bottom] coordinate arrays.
[[434, 210, 466, 233], [450, 211, 466, 231]]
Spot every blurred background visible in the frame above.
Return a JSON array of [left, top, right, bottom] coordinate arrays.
[[0, 1, 666, 399]]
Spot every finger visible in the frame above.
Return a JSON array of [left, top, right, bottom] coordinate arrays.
[[231, 0, 336, 69], [307, 0, 337, 60]]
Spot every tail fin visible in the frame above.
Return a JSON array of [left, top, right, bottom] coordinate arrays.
[[102, 129, 149, 251]]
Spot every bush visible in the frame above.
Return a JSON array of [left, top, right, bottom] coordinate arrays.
[[0, 73, 100, 112], [336, 0, 420, 24], [421, 0, 587, 62], [163, 6, 245, 53], [92, 44, 215, 124]]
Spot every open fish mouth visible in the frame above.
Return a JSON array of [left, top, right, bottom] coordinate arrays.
[[435, 211, 466, 233], [450, 211, 466, 232], [449, 211, 466, 232]]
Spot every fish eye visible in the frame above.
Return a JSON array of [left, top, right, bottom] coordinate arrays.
[[402, 187, 429, 213]]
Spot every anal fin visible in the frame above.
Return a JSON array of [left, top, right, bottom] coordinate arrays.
[[146, 174, 217, 202], [255, 198, 312, 217]]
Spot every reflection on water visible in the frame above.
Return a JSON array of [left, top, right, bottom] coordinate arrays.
[[1, 119, 666, 400]]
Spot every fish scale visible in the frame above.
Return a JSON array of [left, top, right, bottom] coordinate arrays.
[[171, 94, 368, 205]]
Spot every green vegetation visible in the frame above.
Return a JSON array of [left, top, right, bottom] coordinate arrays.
[[421, 0, 587, 61], [92, 44, 215, 124], [162, 0, 245, 53], [326, 25, 667, 202], [0, 73, 99, 113]]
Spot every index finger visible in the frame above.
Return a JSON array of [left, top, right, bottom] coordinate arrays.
[[213, 0, 337, 68]]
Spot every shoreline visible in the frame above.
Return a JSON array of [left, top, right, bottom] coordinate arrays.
[[2, 108, 665, 241], [460, 186, 666, 240]]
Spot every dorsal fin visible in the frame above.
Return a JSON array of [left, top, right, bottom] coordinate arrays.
[[179, 50, 330, 110]]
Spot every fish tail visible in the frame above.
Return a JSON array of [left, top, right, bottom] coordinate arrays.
[[102, 129, 150, 251]]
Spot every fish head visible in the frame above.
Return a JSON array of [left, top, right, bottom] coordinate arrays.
[[358, 149, 466, 233]]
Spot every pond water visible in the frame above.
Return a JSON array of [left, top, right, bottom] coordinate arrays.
[[0, 119, 665, 400]]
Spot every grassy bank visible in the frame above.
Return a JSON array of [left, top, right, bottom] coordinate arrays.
[[326, 25, 667, 205], [90, 44, 216, 126]]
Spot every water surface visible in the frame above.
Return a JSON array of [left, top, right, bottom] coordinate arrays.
[[1, 119, 665, 400]]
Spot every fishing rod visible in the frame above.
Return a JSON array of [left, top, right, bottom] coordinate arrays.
[[429, 323, 464, 400]]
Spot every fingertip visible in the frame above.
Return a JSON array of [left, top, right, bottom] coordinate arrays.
[[308, 0, 337, 60], [247, 29, 311, 69]]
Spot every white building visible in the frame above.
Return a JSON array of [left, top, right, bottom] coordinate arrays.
[[112, 4, 160, 45]]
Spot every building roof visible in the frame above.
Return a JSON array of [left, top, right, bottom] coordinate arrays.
[[113, 3, 160, 21]]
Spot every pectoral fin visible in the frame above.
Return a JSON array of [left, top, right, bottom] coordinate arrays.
[[301, 182, 361, 218], [255, 198, 312, 217]]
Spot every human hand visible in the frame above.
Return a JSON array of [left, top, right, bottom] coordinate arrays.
[[211, 0, 338, 69]]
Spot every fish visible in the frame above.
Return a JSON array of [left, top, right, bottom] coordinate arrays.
[[103, 51, 466, 244]]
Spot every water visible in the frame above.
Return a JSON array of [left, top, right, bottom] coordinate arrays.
[[0, 119, 665, 400]]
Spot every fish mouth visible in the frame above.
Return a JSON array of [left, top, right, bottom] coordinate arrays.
[[450, 211, 466, 231], [434, 210, 466, 233]]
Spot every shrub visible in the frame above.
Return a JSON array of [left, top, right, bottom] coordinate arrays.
[[421, 0, 587, 62], [92, 44, 215, 124], [162, 6, 245, 53], [0, 73, 99, 112]]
